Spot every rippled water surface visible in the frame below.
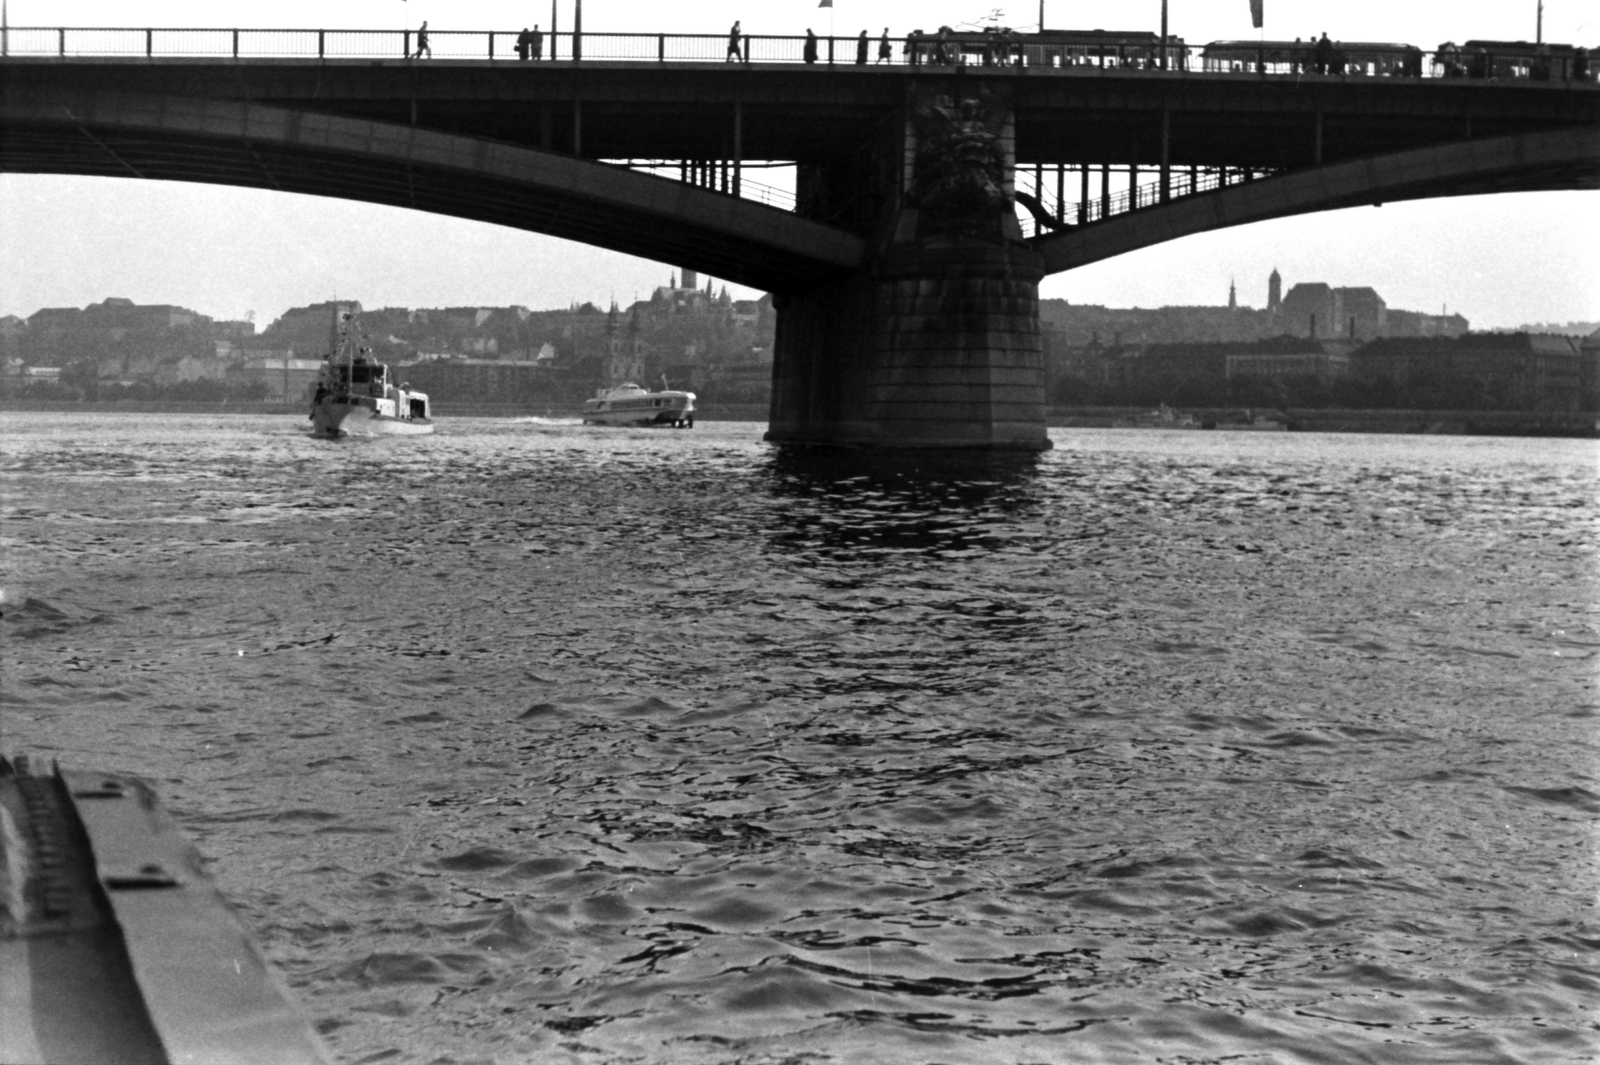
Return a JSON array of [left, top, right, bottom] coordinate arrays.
[[3, 411, 1597, 1064]]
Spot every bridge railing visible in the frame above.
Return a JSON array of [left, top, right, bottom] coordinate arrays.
[[6, 26, 1595, 82], [4, 28, 1594, 86], [0, 28, 805, 62], [0, 28, 863, 64]]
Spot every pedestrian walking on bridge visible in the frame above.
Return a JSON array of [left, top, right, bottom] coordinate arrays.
[[1312, 32, 1331, 74], [413, 21, 431, 59], [878, 29, 892, 63], [726, 21, 743, 61], [856, 30, 869, 64], [803, 29, 818, 64], [530, 24, 544, 59]]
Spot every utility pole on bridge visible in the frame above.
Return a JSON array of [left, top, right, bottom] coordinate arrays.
[[1158, 0, 1171, 70], [1160, 0, 1169, 71]]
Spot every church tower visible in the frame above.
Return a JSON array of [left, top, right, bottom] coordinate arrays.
[[1228, 278, 1237, 309], [1268, 268, 1282, 314]]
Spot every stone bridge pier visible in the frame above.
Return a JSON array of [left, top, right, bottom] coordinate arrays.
[[766, 83, 1050, 451]]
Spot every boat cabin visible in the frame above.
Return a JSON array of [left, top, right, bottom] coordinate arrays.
[[326, 358, 389, 397]]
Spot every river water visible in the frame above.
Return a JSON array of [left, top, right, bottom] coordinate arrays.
[[2, 411, 1597, 1065]]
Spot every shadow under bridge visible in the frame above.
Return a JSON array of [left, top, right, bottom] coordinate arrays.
[[0, 88, 867, 293], [1027, 126, 1600, 273]]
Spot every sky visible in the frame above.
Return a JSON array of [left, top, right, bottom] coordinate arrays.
[[1, 0, 1595, 329]]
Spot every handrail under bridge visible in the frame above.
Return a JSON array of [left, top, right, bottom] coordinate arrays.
[[625, 157, 1280, 240], [610, 160, 796, 212], [1015, 164, 1281, 239]]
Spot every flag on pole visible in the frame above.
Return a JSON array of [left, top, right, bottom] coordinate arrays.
[[1249, 0, 1263, 29], [818, 0, 832, 7]]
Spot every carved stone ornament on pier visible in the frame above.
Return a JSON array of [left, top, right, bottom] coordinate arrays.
[[908, 87, 1013, 242]]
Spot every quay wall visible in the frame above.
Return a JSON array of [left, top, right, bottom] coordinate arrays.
[[1048, 407, 1599, 436]]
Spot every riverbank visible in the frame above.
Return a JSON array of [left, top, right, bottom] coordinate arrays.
[[0, 400, 769, 421], [4, 400, 1595, 436], [1048, 406, 1600, 437]]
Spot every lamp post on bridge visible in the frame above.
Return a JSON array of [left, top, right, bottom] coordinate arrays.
[[1160, 0, 1168, 70], [545, 1, 582, 61]]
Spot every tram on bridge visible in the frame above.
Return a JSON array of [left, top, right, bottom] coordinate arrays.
[[1200, 37, 1592, 82], [1438, 40, 1592, 82], [902, 28, 1188, 71], [1201, 40, 1424, 77]]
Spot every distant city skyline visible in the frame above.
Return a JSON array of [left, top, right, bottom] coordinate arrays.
[[16, 260, 1599, 338], [2, 0, 1595, 329]]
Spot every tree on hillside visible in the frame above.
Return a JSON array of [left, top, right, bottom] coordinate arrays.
[[59, 358, 101, 400]]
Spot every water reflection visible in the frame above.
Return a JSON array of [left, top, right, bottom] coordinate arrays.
[[5, 416, 1595, 1065], [761, 448, 1047, 558]]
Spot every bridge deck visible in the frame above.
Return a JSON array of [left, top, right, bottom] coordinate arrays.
[[3, 52, 1596, 289], [5, 56, 1597, 170]]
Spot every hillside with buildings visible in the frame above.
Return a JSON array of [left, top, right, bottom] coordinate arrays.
[[4, 268, 1596, 418], [1, 271, 774, 407], [1041, 269, 1468, 347], [1509, 320, 1600, 337], [1038, 270, 1600, 415]]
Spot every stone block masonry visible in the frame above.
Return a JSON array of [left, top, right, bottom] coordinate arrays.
[[767, 242, 1049, 450]]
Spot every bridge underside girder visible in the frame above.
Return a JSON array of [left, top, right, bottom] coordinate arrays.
[[1031, 126, 1600, 272], [1011, 76, 1599, 170], [0, 90, 866, 293]]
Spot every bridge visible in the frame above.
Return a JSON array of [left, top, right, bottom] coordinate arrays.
[[4, 29, 1598, 449]]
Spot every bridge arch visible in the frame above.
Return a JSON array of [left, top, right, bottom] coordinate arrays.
[[1031, 127, 1600, 274], [5, 75, 1596, 450], [0, 89, 866, 292]]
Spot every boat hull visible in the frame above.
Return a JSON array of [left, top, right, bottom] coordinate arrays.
[[581, 408, 695, 428], [0, 756, 332, 1065], [581, 386, 696, 428], [311, 398, 434, 439]]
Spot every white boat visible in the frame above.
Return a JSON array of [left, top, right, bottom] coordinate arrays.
[[1113, 403, 1200, 429], [309, 308, 433, 439], [1214, 410, 1289, 432], [582, 382, 696, 428]]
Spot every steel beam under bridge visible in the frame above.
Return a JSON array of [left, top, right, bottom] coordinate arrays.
[[1030, 126, 1600, 273], [0, 89, 866, 293]]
